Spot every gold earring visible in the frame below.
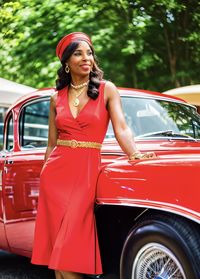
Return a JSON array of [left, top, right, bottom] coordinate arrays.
[[65, 64, 70, 73]]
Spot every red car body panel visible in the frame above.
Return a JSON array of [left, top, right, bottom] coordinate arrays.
[[97, 152, 200, 222], [0, 86, 200, 259]]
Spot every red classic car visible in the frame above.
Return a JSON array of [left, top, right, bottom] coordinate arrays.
[[0, 87, 200, 279]]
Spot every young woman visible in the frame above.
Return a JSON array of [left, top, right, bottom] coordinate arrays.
[[31, 32, 155, 279]]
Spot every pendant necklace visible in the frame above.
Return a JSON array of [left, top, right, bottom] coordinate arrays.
[[70, 80, 89, 107], [73, 87, 85, 107]]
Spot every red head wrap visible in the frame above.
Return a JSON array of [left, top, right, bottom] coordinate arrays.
[[56, 32, 93, 60]]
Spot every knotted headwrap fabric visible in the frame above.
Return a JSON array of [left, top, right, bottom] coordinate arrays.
[[56, 32, 93, 60]]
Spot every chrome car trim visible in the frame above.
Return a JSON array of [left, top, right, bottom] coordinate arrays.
[[96, 198, 200, 224]]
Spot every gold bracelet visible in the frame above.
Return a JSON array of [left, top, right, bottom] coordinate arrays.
[[128, 151, 143, 160]]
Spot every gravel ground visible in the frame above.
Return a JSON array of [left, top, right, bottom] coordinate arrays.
[[0, 251, 118, 279]]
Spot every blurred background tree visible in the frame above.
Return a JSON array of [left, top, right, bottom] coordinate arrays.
[[1, 0, 200, 91]]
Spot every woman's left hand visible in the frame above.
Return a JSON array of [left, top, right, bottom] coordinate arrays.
[[128, 151, 157, 162]]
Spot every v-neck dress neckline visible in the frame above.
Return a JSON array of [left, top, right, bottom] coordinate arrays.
[[66, 86, 92, 120]]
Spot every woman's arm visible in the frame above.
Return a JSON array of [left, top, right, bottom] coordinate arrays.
[[44, 93, 58, 162], [105, 81, 154, 160]]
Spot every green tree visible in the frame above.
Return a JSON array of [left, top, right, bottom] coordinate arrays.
[[1, 0, 200, 92]]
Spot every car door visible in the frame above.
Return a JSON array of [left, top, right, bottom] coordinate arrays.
[[0, 112, 14, 251], [3, 97, 50, 255]]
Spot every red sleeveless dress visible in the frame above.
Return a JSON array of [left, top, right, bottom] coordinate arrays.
[[31, 81, 109, 274]]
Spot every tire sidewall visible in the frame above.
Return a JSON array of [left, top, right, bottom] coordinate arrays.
[[120, 221, 198, 279]]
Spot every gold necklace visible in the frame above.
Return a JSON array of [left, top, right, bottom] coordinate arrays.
[[73, 87, 86, 107], [70, 80, 89, 89]]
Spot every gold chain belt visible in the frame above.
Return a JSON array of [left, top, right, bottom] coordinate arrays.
[[57, 139, 102, 149]]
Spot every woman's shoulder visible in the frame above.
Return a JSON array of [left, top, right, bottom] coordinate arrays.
[[104, 80, 116, 89], [51, 87, 66, 102], [52, 90, 58, 97], [103, 80, 119, 97], [51, 90, 58, 103], [50, 88, 62, 107]]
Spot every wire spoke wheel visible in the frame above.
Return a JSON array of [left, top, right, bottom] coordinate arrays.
[[132, 243, 186, 279], [120, 213, 200, 279]]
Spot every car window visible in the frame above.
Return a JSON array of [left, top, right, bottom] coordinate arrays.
[[105, 96, 200, 139], [19, 98, 50, 148], [5, 113, 14, 151]]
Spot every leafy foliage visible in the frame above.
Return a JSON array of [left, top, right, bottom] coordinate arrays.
[[1, 0, 200, 92]]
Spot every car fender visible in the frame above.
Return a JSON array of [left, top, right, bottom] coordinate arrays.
[[96, 155, 200, 224]]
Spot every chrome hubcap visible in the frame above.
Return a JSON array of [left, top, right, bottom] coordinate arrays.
[[132, 243, 186, 279]]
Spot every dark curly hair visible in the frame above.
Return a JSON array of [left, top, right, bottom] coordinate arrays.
[[56, 40, 103, 100]]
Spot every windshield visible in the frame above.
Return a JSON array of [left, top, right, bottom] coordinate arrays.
[[106, 97, 200, 139]]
